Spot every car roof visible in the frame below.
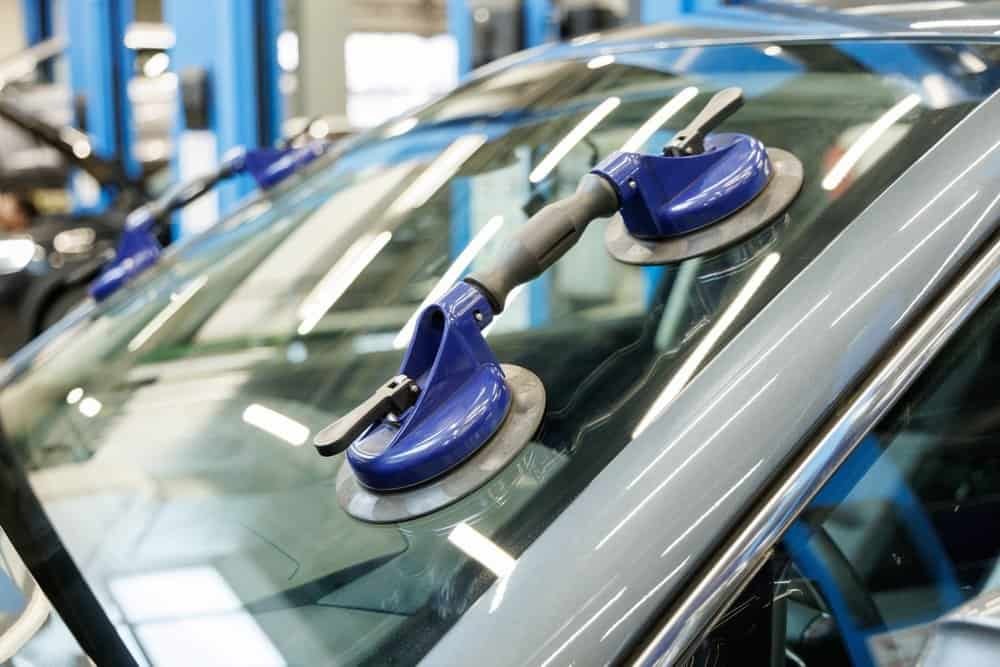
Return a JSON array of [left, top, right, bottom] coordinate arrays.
[[424, 55, 1000, 667], [474, 2, 1000, 78]]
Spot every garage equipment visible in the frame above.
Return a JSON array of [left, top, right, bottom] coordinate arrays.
[[318, 88, 803, 522]]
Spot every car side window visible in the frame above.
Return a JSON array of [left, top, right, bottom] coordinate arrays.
[[687, 291, 1000, 667]]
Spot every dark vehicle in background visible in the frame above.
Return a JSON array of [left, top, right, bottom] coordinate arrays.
[[0, 97, 155, 356]]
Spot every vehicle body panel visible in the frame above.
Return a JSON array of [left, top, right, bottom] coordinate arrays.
[[425, 89, 1000, 666]]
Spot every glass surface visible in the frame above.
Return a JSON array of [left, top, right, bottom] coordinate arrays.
[[1, 40, 998, 665]]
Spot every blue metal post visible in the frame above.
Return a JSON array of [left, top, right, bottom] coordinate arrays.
[[65, 0, 137, 212], [523, 0, 554, 48], [447, 0, 474, 77], [20, 0, 52, 45], [164, 0, 283, 237]]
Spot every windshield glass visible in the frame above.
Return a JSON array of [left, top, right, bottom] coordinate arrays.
[[0, 40, 997, 665]]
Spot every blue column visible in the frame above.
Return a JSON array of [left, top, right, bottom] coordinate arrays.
[[65, 0, 137, 212], [164, 0, 283, 236], [523, 0, 554, 48], [20, 0, 52, 45], [447, 0, 474, 77]]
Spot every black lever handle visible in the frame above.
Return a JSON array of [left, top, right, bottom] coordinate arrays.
[[666, 87, 744, 157], [314, 374, 420, 456]]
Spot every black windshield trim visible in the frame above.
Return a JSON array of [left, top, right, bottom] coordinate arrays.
[[0, 416, 137, 666]]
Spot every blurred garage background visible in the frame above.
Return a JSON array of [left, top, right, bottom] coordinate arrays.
[[0, 1, 649, 238]]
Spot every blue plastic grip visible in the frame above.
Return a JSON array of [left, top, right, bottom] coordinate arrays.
[[346, 282, 511, 490], [592, 132, 771, 239]]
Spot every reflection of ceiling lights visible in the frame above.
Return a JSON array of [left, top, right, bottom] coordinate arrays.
[[387, 134, 487, 216], [822, 94, 921, 191], [142, 51, 170, 78], [242, 403, 310, 446], [620, 87, 698, 153], [124, 22, 176, 51], [53, 227, 96, 255], [587, 55, 615, 69], [632, 252, 781, 438], [393, 215, 505, 349], [277, 30, 300, 72], [843, 0, 964, 14], [529, 97, 621, 183], [447, 522, 515, 578], [297, 231, 393, 336], [66, 387, 84, 405], [110, 565, 284, 666], [0, 239, 36, 275], [128, 276, 209, 352], [78, 396, 102, 418], [910, 18, 1000, 29], [958, 50, 988, 73], [763, 45, 783, 57]]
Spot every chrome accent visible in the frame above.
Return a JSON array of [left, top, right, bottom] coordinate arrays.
[[635, 231, 1000, 666]]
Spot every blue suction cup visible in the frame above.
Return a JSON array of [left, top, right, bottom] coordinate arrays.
[[593, 87, 804, 265], [314, 282, 543, 495]]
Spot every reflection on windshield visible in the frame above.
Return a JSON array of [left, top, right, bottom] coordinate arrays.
[[0, 40, 997, 665]]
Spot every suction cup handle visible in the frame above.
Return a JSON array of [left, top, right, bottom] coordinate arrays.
[[314, 375, 420, 456], [667, 87, 744, 156], [466, 173, 619, 312]]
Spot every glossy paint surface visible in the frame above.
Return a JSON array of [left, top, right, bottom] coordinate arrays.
[[425, 91, 1000, 666], [594, 132, 772, 238]]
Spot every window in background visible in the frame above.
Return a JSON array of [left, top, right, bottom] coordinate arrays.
[[344, 32, 458, 128]]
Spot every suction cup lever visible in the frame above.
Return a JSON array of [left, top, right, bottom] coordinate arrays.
[[314, 375, 420, 456], [666, 87, 744, 156]]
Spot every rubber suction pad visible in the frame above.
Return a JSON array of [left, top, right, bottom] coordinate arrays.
[[605, 147, 803, 265], [337, 364, 546, 523]]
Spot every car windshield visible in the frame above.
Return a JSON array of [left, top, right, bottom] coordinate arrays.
[[0, 39, 997, 665]]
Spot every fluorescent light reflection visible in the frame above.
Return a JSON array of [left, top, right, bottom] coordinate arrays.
[[387, 134, 487, 216], [822, 94, 921, 191], [600, 556, 690, 642], [297, 231, 393, 336], [911, 18, 1000, 28], [892, 190, 1000, 330], [763, 45, 783, 56], [632, 252, 780, 439], [111, 566, 283, 666], [660, 459, 765, 558], [629, 295, 830, 493], [540, 588, 626, 667], [393, 215, 505, 349], [128, 275, 208, 352], [66, 387, 84, 405], [242, 404, 310, 446], [529, 97, 621, 183], [587, 55, 615, 69], [448, 522, 515, 578], [78, 396, 102, 418], [385, 116, 418, 137], [831, 191, 978, 328], [843, 0, 963, 14], [958, 50, 988, 73], [620, 87, 698, 153], [598, 376, 777, 551]]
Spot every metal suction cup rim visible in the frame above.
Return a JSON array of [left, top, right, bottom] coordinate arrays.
[[337, 364, 546, 523], [604, 147, 804, 266]]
